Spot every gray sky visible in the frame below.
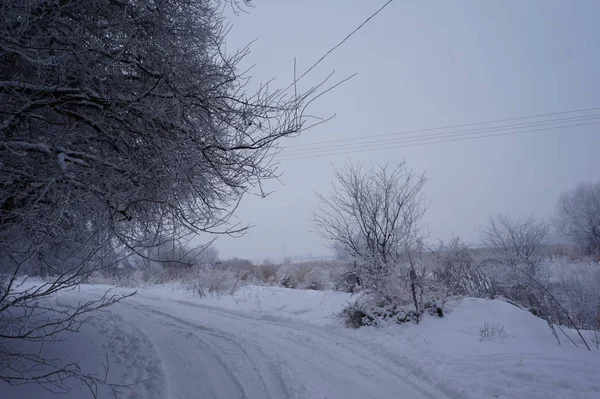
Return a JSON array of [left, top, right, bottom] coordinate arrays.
[[213, 0, 600, 262]]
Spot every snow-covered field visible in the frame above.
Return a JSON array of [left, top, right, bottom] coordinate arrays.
[[3, 284, 599, 399]]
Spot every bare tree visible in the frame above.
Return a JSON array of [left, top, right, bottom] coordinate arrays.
[[197, 246, 220, 266], [481, 214, 550, 276], [556, 181, 600, 256], [0, 0, 331, 389], [314, 161, 427, 315], [480, 214, 591, 349], [432, 237, 489, 297], [1, 0, 325, 264]]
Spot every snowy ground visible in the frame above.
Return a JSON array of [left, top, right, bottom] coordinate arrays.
[[2, 284, 599, 399]]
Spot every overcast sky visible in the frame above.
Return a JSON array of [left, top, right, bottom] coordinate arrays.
[[211, 0, 600, 262]]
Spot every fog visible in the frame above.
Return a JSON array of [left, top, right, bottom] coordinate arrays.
[[214, 0, 600, 261]]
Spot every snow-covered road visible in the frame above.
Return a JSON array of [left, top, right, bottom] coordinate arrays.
[[3, 284, 599, 399], [3, 285, 450, 399], [85, 288, 446, 399]]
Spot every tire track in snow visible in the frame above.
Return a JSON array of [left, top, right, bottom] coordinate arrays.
[[126, 293, 456, 399], [123, 301, 289, 399]]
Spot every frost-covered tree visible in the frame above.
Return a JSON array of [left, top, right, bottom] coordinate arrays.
[[480, 215, 591, 350], [0, 0, 324, 388], [1, 0, 318, 273], [481, 214, 549, 277], [432, 237, 489, 297], [557, 181, 600, 255], [314, 161, 427, 314], [197, 246, 220, 266]]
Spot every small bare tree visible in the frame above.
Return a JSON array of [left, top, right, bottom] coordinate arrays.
[[432, 237, 489, 297], [314, 161, 427, 316], [197, 246, 220, 266], [481, 214, 550, 277], [481, 214, 591, 350], [556, 181, 600, 256]]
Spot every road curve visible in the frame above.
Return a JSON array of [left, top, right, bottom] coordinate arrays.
[[48, 287, 454, 399]]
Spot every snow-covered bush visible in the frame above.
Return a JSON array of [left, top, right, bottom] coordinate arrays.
[[557, 180, 600, 256], [481, 214, 550, 277], [339, 258, 448, 329], [340, 301, 369, 329], [279, 274, 295, 289], [545, 258, 600, 331], [471, 247, 598, 349], [477, 215, 559, 319], [331, 252, 450, 328], [274, 262, 334, 290], [184, 267, 243, 298], [333, 270, 361, 293], [253, 263, 279, 284], [314, 161, 430, 320], [339, 296, 444, 329], [432, 238, 490, 297]]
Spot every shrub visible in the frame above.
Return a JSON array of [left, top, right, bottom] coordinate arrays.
[[333, 270, 361, 293], [184, 267, 243, 298], [279, 275, 295, 289], [339, 296, 444, 329], [339, 301, 369, 329], [305, 281, 322, 290], [480, 322, 506, 340], [546, 258, 600, 331], [254, 263, 278, 284], [433, 238, 490, 297], [274, 262, 333, 290]]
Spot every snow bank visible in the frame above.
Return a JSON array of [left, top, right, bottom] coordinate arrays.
[[352, 298, 600, 399]]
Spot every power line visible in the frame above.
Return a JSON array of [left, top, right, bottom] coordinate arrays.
[[280, 113, 600, 157], [280, 121, 599, 161], [283, 106, 600, 149], [276, 106, 600, 160], [278, 120, 600, 161]]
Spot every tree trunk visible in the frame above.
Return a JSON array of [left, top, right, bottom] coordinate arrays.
[[409, 266, 420, 323]]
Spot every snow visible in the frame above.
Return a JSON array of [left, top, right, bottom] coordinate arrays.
[[5, 140, 52, 153], [2, 284, 599, 399], [146, 284, 354, 326], [355, 298, 600, 399]]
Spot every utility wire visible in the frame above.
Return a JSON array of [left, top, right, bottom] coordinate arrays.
[[278, 119, 600, 161], [283, 106, 600, 149], [280, 113, 600, 157]]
